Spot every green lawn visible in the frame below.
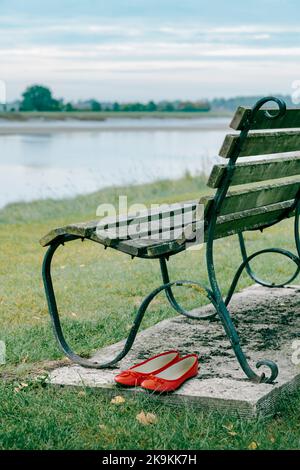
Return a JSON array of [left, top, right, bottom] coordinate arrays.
[[0, 174, 299, 450]]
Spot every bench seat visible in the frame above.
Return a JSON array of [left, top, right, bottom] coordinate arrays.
[[40, 196, 295, 258]]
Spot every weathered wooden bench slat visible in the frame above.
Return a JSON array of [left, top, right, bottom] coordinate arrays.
[[201, 179, 300, 216], [208, 156, 300, 188], [231, 107, 300, 131], [220, 131, 300, 158], [40, 201, 201, 247], [100, 200, 197, 230], [40, 215, 203, 250], [211, 200, 295, 241], [98, 212, 202, 241], [146, 200, 295, 257], [147, 200, 295, 257]]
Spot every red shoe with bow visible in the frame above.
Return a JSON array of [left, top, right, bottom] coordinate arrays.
[[140, 354, 199, 393], [114, 351, 180, 387]]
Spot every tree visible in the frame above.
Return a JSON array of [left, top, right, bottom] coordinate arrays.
[[90, 100, 101, 111], [20, 85, 60, 111], [146, 100, 157, 112], [158, 101, 174, 112], [64, 102, 74, 112]]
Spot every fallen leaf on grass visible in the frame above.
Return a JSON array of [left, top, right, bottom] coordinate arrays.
[[136, 411, 157, 425], [222, 423, 238, 437], [34, 374, 48, 385], [248, 441, 259, 450], [14, 382, 29, 393], [222, 423, 234, 431], [111, 395, 126, 405], [78, 391, 86, 397]]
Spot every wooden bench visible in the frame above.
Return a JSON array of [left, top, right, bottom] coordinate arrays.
[[41, 96, 300, 383]]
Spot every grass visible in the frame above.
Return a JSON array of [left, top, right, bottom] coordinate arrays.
[[0, 174, 299, 450], [1, 383, 300, 450]]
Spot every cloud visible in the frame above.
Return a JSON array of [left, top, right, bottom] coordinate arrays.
[[1, 41, 300, 61], [0, 4, 299, 100]]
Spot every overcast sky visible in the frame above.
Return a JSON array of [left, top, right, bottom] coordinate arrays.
[[0, 0, 299, 101]]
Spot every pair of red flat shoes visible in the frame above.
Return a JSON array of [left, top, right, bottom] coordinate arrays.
[[114, 351, 199, 393]]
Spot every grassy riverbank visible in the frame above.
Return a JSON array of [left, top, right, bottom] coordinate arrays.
[[0, 174, 299, 450], [0, 110, 232, 121]]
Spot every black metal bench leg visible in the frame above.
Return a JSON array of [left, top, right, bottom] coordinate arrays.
[[207, 232, 282, 383], [208, 262, 279, 384], [294, 201, 300, 259], [42, 240, 151, 369], [219, 303, 279, 383]]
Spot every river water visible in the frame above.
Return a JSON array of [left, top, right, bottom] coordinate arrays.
[[0, 117, 229, 208]]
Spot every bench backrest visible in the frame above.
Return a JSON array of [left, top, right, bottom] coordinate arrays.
[[201, 97, 300, 237]]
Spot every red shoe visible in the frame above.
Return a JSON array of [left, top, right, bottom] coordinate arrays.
[[140, 354, 199, 393], [114, 351, 180, 387]]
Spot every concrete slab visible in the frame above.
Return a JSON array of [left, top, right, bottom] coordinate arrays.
[[49, 284, 300, 418]]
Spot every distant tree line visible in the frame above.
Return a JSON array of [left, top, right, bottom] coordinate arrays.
[[17, 85, 211, 112], [210, 95, 295, 111], [1, 84, 294, 113]]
